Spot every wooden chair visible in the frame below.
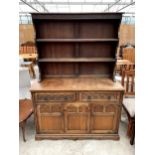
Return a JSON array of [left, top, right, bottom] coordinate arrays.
[[122, 69, 135, 145], [123, 47, 135, 64], [115, 64, 135, 83], [19, 42, 37, 64], [20, 41, 36, 55], [20, 61, 35, 78], [19, 99, 33, 142]]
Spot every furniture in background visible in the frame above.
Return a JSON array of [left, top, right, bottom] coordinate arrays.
[[20, 61, 35, 78], [123, 47, 135, 64], [121, 69, 135, 145], [19, 67, 33, 141], [33, 65, 40, 81], [19, 99, 33, 142], [19, 41, 37, 64], [118, 44, 135, 59], [30, 13, 124, 140], [117, 59, 132, 66], [20, 41, 36, 54], [19, 41, 37, 78], [116, 60, 134, 76], [19, 53, 37, 63]]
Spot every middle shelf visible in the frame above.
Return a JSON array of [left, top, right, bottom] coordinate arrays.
[[38, 58, 116, 63], [36, 38, 118, 42]]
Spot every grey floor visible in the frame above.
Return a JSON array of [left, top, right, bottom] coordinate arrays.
[[19, 115, 135, 155]]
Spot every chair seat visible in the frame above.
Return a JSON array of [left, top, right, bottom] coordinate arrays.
[[115, 75, 133, 83], [123, 98, 135, 117], [19, 99, 33, 123]]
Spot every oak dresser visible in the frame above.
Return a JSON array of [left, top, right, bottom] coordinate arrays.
[[30, 13, 124, 140]]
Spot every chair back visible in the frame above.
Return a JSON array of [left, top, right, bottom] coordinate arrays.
[[20, 41, 36, 54], [123, 47, 135, 64], [122, 69, 135, 96]]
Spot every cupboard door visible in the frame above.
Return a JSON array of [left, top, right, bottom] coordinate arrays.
[[37, 103, 64, 133], [64, 102, 90, 133], [90, 103, 119, 133]]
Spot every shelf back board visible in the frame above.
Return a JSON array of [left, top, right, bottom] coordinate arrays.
[[31, 13, 122, 80]]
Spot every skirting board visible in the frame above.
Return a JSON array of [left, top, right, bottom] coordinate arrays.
[[35, 134, 120, 140]]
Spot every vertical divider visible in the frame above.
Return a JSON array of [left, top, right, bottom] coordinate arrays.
[[113, 19, 122, 81], [74, 22, 80, 76]]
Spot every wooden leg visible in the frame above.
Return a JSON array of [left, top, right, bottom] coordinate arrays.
[[130, 119, 135, 145], [28, 65, 33, 78], [127, 118, 132, 137], [30, 64, 35, 78], [20, 121, 26, 142]]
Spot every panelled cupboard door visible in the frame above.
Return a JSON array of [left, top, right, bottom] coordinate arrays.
[[90, 103, 119, 133], [64, 102, 90, 133], [37, 103, 64, 133]]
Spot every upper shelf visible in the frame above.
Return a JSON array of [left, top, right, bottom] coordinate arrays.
[[36, 38, 118, 42], [31, 13, 123, 21], [38, 58, 116, 62]]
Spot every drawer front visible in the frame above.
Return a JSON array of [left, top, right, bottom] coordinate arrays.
[[35, 92, 76, 102], [79, 92, 121, 102]]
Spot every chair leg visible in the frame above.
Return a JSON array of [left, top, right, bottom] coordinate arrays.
[[130, 119, 135, 145], [20, 121, 26, 142], [30, 64, 35, 78], [127, 118, 132, 137]]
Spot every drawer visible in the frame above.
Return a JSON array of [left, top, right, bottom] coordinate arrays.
[[79, 92, 121, 102], [35, 92, 76, 102]]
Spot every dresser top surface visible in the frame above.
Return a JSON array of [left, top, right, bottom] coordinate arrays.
[[30, 78, 124, 92]]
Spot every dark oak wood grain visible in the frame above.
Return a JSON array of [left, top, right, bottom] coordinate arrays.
[[32, 13, 122, 79], [31, 13, 123, 140]]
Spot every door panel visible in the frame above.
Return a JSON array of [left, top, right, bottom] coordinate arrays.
[[90, 103, 119, 133], [91, 114, 114, 130], [64, 102, 90, 133], [37, 103, 64, 133]]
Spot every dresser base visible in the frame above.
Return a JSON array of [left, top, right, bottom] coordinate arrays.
[[35, 134, 120, 140]]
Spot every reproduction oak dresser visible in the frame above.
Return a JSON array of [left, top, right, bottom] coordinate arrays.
[[30, 13, 124, 140]]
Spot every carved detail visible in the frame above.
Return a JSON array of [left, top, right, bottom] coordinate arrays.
[[40, 104, 63, 113], [36, 93, 76, 102], [105, 104, 116, 113], [80, 92, 120, 101], [92, 105, 104, 112], [40, 104, 51, 113], [65, 103, 89, 113]]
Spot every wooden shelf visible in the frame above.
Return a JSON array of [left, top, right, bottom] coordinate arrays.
[[36, 38, 118, 42], [42, 74, 112, 78], [38, 58, 116, 62]]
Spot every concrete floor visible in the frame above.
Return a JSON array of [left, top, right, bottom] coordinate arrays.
[[19, 115, 134, 155]]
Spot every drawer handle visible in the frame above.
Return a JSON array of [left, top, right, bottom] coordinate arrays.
[[87, 96, 91, 100], [44, 97, 48, 100], [108, 96, 111, 99], [64, 96, 68, 101]]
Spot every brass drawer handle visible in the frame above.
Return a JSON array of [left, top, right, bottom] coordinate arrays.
[[108, 96, 111, 100], [87, 96, 91, 100], [64, 96, 68, 101], [44, 96, 48, 101]]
